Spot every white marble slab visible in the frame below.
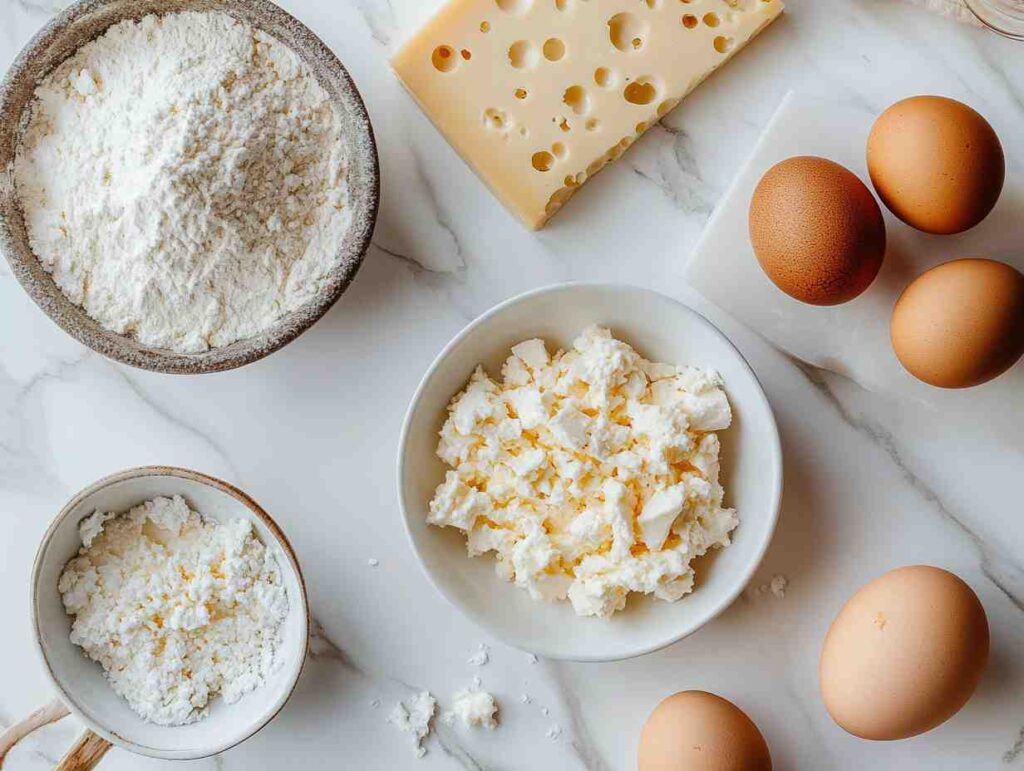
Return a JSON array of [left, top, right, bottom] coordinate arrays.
[[1, 0, 1023, 769], [686, 89, 1024, 469]]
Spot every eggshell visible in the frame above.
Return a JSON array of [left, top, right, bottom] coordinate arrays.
[[867, 96, 1004, 234], [891, 258, 1024, 388], [820, 566, 989, 741], [638, 691, 772, 770], [749, 156, 886, 306]]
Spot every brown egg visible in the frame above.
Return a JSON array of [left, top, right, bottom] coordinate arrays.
[[638, 691, 772, 771], [867, 96, 1004, 234], [749, 156, 886, 305], [820, 566, 989, 741], [891, 258, 1024, 388]]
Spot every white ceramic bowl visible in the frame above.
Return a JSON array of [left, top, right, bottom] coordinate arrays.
[[398, 283, 782, 662], [29, 467, 309, 761]]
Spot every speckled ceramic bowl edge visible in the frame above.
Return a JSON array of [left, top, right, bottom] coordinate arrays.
[[0, 0, 380, 374], [29, 465, 311, 759]]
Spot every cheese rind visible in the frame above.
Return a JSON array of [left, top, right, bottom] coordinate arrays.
[[393, 0, 783, 229]]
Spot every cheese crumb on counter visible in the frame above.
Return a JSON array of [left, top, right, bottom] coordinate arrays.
[[428, 325, 737, 618], [467, 643, 490, 666], [448, 688, 498, 729], [58, 495, 288, 726], [388, 691, 437, 758]]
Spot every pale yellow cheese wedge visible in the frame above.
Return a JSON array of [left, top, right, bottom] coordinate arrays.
[[393, 0, 784, 229]]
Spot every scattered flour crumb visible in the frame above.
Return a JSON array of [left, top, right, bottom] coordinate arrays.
[[388, 692, 436, 758], [472, 675, 482, 689], [770, 574, 789, 598], [447, 687, 498, 729], [527, 653, 538, 664], [371, 698, 382, 709], [747, 574, 789, 600], [520, 693, 532, 704], [541, 707, 550, 717], [546, 725, 562, 740], [467, 643, 490, 666], [368, 558, 380, 567]]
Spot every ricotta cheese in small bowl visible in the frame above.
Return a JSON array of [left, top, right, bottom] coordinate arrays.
[[58, 495, 289, 726], [29, 467, 309, 760], [398, 284, 782, 661]]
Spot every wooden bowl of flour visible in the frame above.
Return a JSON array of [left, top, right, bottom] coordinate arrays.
[[0, 0, 379, 374]]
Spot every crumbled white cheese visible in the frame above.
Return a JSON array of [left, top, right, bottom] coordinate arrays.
[[388, 692, 437, 758], [448, 688, 498, 729], [14, 12, 352, 353], [57, 496, 288, 726], [748, 574, 789, 600], [467, 643, 490, 666], [770, 575, 789, 598], [428, 326, 737, 618]]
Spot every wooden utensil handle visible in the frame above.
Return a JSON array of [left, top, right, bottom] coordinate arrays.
[[0, 698, 71, 767], [56, 730, 111, 770]]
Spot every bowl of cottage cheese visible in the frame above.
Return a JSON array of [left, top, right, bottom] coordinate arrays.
[[26, 466, 309, 761], [0, 0, 378, 373], [398, 283, 782, 662]]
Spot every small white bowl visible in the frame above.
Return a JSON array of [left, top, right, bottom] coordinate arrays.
[[397, 283, 782, 662], [28, 467, 309, 761]]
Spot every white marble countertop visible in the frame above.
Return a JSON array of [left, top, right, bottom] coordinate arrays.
[[2, 0, 1024, 768]]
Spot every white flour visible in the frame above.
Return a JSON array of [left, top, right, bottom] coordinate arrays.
[[58, 496, 289, 726], [14, 11, 351, 352]]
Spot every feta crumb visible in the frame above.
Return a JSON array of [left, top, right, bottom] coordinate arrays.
[[748, 574, 789, 600], [770, 574, 789, 598], [449, 688, 498, 729], [511, 338, 550, 370], [388, 692, 436, 758], [467, 643, 490, 666], [638, 486, 686, 551]]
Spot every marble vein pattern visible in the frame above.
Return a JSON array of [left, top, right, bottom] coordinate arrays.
[[795, 361, 1024, 614]]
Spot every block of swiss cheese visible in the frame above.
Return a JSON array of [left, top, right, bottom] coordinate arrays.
[[393, 0, 784, 229]]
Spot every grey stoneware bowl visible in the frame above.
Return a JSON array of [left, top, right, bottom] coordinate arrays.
[[0, 0, 379, 374]]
